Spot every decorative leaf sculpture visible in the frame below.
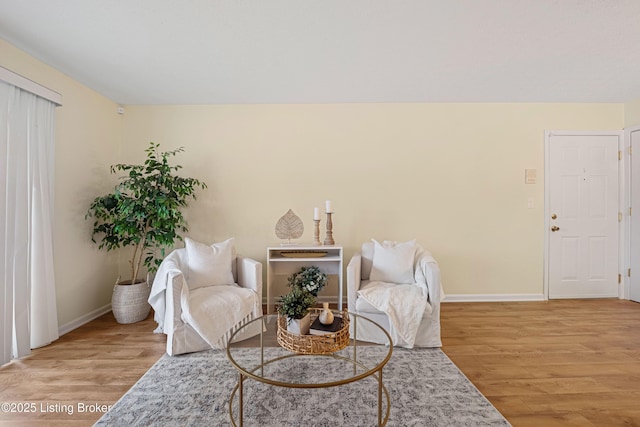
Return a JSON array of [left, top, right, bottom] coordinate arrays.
[[275, 209, 304, 242]]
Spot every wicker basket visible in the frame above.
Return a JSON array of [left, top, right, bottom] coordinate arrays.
[[277, 308, 350, 354], [112, 280, 151, 324]]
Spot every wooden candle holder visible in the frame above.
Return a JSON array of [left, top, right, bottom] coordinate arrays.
[[323, 212, 335, 245], [313, 219, 321, 246]]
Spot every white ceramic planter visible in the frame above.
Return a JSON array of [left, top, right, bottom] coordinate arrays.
[[287, 313, 311, 335]]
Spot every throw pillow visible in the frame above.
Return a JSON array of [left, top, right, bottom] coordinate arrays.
[[185, 237, 236, 289], [369, 239, 417, 284]]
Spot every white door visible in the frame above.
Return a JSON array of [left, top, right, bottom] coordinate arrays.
[[547, 132, 620, 299], [630, 128, 640, 302]]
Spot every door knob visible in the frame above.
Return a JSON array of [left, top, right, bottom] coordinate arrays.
[[551, 225, 560, 232], [551, 214, 557, 220]]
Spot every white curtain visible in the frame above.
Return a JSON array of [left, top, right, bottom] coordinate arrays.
[[1, 80, 59, 366]]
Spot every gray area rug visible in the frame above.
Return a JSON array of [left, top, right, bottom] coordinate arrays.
[[95, 347, 510, 426]]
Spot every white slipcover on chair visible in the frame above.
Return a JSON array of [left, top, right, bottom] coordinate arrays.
[[149, 238, 263, 356], [347, 240, 443, 348]]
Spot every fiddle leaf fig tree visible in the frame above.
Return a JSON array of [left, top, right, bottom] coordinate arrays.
[[86, 142, 207, 284]]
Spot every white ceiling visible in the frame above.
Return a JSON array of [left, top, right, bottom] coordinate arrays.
[[1, 0, 640, 105]]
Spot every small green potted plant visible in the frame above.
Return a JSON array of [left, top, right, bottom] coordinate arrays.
[[278, 287, 316, 335], [86, 142, 206, 324], [287, 266, 327, 297], [277, 266, 328, 335]]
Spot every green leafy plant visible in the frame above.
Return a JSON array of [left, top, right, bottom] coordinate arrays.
[[86, 142, 207, 284], [287, 266, 327, 297], [277, 287, 316, 320]]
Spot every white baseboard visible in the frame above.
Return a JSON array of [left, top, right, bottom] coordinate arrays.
[[443, 293, 545, 302], [266, 294, 547, 306], [58, 303, 112, 336], [263, 296, 342, 309], [316, 296, 339, 304]]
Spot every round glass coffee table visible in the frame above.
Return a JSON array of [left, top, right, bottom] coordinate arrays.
[[226, 311, 392, 426]]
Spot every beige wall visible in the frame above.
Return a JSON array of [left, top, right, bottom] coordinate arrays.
[[0, 39, 123, 328], [625, 98, 640, 128], [122, 103, 623, 298], [0, 37, 628, 328]]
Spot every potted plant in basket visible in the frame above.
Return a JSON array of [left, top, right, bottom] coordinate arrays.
[[277, 266, 328, 335], [86, 142, 207, 324], [278, 287, 316, 335]]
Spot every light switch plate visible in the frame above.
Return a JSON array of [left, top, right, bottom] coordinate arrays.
[[525, 169, 537, 184], [527, 197, 535, 209]]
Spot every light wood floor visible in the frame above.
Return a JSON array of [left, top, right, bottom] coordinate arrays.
[[0, 314, 166, 426], [441, 299, 640, 427], [1, 299, 639, 426]]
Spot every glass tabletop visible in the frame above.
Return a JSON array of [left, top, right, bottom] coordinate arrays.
[[226, 312, 392, 388]]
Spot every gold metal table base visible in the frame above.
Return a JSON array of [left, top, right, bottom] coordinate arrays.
[[228, 353, 390, 427], [226, 314, 393, 427]]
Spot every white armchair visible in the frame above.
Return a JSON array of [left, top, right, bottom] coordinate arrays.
[[347, 240, 442, 348], [149, 238, 263, 356]]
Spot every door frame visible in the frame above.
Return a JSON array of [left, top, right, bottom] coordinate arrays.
[[624, 125, 640, 300], [543, 130, 625, 300]]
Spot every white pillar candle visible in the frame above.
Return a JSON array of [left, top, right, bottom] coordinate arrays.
[[325, 200, 332, 213], [314, 207, 320, 220]]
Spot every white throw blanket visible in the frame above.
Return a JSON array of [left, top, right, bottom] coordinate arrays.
[[180, 283, 260, 349], [149, 250, 186, 333], [357, 281, 430, 348]]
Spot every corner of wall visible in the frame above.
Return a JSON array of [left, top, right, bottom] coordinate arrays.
[[624, 98, 640, 128]]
